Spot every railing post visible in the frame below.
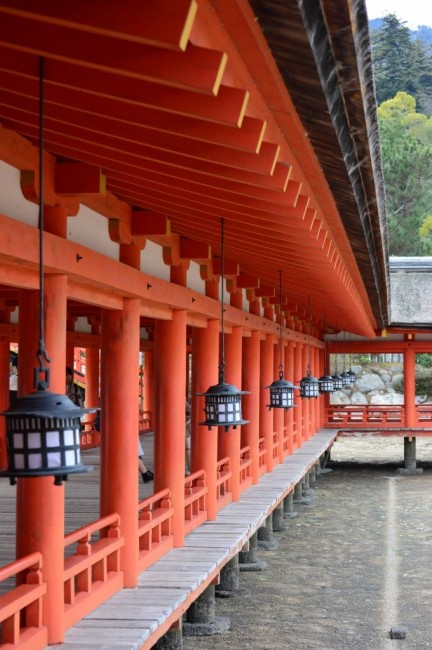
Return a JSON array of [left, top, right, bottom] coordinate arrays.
[[404, 345, 417, 427]]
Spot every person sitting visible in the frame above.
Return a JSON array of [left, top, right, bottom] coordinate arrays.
[[9, 355, 18, 403], [138, 437, 153, 483], [66, 366, 84, 407]]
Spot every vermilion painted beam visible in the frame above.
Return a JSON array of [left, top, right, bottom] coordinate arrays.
[[212, 259, 239, 277], [0, 77, 266, 153], [0, 14, 227, 94], [1, 120, 291, 193], [104, 169, 309, 223], [131, 211, 171, 237], [107, 165, 293, 205], [179, 239, 211, 262], [109, 183, 321, 238], [236, 274, 259, 289], [55, 162, 105, 196], [0, 49, 249, 126], [254, 285, 275, 298], [1, 113, 280, 176], [0, 0, 198, 52]]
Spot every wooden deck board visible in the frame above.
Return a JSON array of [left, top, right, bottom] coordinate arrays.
[[0, 429, 336, 650]]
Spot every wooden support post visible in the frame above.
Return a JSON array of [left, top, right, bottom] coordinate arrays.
[[85, 341, 100, 412], [260, 334, 274, 471], [191, 320, 219, 520], [16, 277, 67, 643], [219, 326, 242, 501], [154, 310, 187, 546], [242, 330, 261, 483], [404, 345, 417, 427], [100, 298, 140, 586], [285, 341, 295, 455], [273, 339, 284, 463], [294, 343, 303, 448], [314, 347, 322, 431], [302, 344, 310, 442], [0, 310, 10, 469]]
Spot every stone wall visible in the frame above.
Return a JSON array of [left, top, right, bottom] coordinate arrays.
[[330, 364, 405, 405]]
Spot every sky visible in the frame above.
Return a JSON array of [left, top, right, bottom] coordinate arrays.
[[365, 0, 432, 29]]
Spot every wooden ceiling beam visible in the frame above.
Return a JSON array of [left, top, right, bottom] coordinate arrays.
[[0, 49, 250, 126], [179, 238, 211, 263], [0, 0, 198, 51], [2, 121, 291, 194], [55, 162, 106, 196], [105, 173, 308, 223], [0, 14, 227, 94], [0, 77, 267, 153], [1, 111, 280, 176]]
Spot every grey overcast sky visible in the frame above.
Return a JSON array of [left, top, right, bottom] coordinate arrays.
[[365, 0, 432, 29]]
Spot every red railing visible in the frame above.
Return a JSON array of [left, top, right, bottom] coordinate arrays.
[[325, 405, 406, 428], [258, 438, 267, 476], [282, 425, 290, 456], [417, 405, 432, 424], [0, 552, 47, 650], [239, 446, 252, 492], [139, 410, 152, 433], [138, 488, 174, 572], [63, 514, 124, 630], [216, 457, 232, 510], [292, 422, 298, 449], [272, 432, 279, 463], [80, 418, 100, 450], [184, 470, 207, 535]]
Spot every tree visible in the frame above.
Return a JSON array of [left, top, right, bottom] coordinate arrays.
[[372, 15, 415, 105], [371, 14, 432, 113], [378, 93, 432, 255]]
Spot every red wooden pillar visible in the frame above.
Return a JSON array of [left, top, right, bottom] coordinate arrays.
[[0, 310, 10, 469], [143, 348, 154, 428], [404, 345, 416, 427], [16, 276, 67, 643], [191, 320, 219, 520], [219, 325, 242, 501], [294, 343, 303, 448], [285, 341, 295, 456], [154, 310, 186, 546], [85, 344, 99, 420], [314, 347, 322, 430], [100, 298, 140, 586], [260, 334, 274, 471], [302, 344, 310, 442], [273, 338, 284, 463], [242, 330, 261, 483]]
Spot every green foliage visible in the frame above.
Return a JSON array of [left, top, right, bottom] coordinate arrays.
[[377, 93, 432, 254], [415, 366, 432, 397], [416, 354, 432, 368], [371, 15, 432, 113]]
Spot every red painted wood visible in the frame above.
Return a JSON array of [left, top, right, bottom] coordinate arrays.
[[100, 299, 140, 586], [154, 310, 187, 546], [260, 334, 274, 471], [16, 278, 67, 643], [219, 325, 243, 501], [191, 320, 219, 520]]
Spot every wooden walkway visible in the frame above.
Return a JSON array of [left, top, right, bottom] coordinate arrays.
[[55, 430, 337, 650]]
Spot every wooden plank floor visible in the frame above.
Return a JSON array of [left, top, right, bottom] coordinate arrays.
[[55, 430, 337, 650], [0, 433, 156, 570]]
